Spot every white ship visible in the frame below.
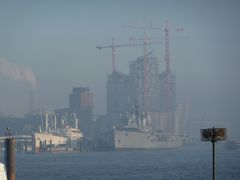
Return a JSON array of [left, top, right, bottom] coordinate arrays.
[[114, 112, 183, 150], [0, 163, 7, 180]]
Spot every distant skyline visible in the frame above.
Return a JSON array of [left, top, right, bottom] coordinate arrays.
[[0, 1, 240, 138]]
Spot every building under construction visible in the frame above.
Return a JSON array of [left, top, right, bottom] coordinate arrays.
[[105, 53, 180, 135], [129, 55, 159, 112], [103, 22, 186, 136]]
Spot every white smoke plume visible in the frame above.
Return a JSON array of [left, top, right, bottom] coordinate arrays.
[[0, 58, 36, 88]]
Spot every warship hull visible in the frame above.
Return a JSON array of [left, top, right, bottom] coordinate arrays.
[[114, 129, 183, 150]]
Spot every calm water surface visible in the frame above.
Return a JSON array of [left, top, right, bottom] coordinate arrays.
[[3, 144, 240, 180]]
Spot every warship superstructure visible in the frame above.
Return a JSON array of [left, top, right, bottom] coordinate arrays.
[[114, 111, 183, 150]]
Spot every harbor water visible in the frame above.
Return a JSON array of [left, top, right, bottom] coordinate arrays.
[[2, 144, 240, 180]]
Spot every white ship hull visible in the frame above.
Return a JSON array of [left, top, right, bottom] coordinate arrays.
[[114, 129, 183, 150]]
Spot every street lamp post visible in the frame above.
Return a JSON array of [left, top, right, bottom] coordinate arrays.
[[201, 127, 227, 180]]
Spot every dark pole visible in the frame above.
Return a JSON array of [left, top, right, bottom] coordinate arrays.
[[25, 139, 27, 153], [212, 139, 215, 180], [32, 134, 36, 153], [211, 127, 216, 180], [201, 127, 227, 180], [50, 140, 52, 153], [5, 129, 16, 180]]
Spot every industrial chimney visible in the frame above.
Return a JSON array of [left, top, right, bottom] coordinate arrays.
[[29, 90, 34, 113]]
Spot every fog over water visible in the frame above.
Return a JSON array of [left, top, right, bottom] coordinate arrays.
[[14, 146, 240, 180], [0, 0, 240, 138]]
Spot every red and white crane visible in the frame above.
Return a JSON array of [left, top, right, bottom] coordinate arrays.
[[96, 37, 160, 73]]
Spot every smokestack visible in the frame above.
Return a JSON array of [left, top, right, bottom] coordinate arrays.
[[29, 90, 34, 113]]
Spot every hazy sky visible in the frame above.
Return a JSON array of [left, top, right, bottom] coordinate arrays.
[[0, 0, 239, 137]]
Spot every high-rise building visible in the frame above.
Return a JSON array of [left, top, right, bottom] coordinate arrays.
[[158, 71, 176, 134], [159, 71, 176, 113], [105, 71, 130, 129], [69, 87, 91, 111], [69, 87, 93, 140], [106, 71, 130, 115]]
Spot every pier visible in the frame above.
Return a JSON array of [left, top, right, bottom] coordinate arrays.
[[0, 133, 82, 153]]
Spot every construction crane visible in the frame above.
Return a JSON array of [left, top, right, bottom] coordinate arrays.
[[96, 38, 117, 72], [128, 21, 183, 74], [129, 31, 161, 60], [145, 21, 183, 114], [96, 37, 160, 73]]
